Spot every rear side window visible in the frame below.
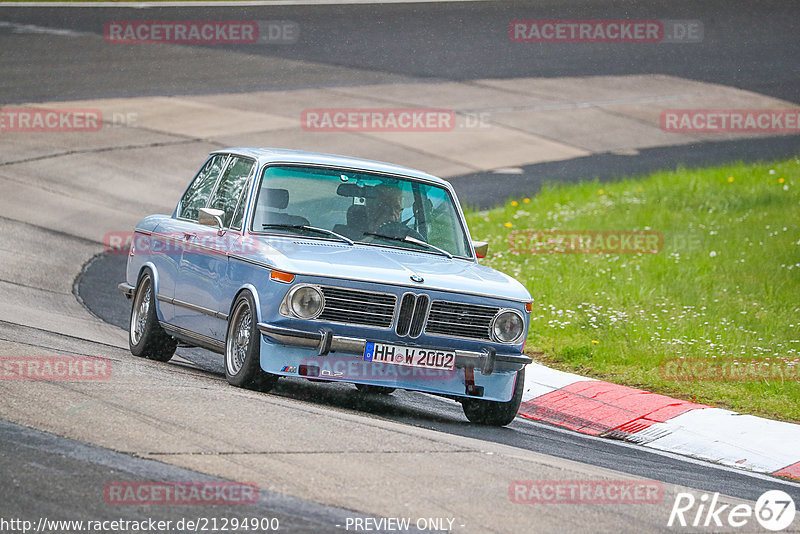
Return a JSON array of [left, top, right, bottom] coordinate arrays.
[[178, 154, 228, 221]]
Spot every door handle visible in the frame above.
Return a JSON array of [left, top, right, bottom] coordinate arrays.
[[183, 232, 196, 240]]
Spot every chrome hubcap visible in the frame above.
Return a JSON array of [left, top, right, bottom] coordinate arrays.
[[227, 302, 251, 375], [130, 278, 151, 345]]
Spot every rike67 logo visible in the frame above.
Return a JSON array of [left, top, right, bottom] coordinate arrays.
[[669, 490, 796, 531]]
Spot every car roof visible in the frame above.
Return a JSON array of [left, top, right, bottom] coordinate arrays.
[[213, 147, 449, 187]]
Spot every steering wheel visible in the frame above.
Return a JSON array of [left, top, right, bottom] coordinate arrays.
[[376, 221, 426, 242]]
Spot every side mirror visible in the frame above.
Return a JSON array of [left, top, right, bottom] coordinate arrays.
[[198, 207, 225, 236], [472, 240, 489, 259]]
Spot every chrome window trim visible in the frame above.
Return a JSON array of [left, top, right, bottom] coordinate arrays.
[[229, 164, 257, 231], [175, 154, 257, 235], [208, 155, 257, 230], [246, 162, 474, 260], [175, 153, 231, 222]]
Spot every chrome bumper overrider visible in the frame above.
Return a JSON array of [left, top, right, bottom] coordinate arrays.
[[257, 323, 531, 375], [118, 282, 135, 298]]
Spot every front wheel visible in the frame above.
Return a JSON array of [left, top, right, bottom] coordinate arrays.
[[225, 292, 279, 391], [461, 370, 524, 426], [129, 270, 177, 362]]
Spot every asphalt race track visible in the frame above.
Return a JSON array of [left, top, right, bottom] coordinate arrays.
[[78, 252, 800, 504], [1, 1, 799, 102], [1, 1, 800, 533]]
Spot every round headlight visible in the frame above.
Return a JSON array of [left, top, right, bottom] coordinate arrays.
[[289, 286, 324, 319], [492, 310, 524, 343]]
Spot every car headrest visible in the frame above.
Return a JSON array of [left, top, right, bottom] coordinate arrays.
[[347, 204, 367, 226], [263, 188, 289, 209]]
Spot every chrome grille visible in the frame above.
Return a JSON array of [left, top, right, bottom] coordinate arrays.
[[424, 300, 498, 341], [395, 293, 430, 338], [409, 294, 429, 338], [318, 287, 397, 328], [396, 294, 416, 336]]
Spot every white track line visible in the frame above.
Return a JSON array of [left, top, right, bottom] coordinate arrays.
[[515, 417, 800, 491], [1, 0, 491, 7], [0, 21, 89, 36]]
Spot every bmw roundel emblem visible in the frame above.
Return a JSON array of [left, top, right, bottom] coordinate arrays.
[[410, 274, 424, 283]]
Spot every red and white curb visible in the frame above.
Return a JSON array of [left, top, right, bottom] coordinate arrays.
[[519, 363, 800, 481]]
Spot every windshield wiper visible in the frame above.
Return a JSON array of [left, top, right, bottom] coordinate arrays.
[[362, 232, 453, 259], [261, 224, 354, 245]]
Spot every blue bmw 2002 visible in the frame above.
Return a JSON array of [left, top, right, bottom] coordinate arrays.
[[119, 148, 532, 426]]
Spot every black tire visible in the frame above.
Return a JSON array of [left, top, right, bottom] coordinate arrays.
[[461, 370, 524, 426], [129, 270, 177, 362], [354, 383, 396, 395], [225, 292, 279, 391]]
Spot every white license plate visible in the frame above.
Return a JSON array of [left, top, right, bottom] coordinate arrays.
[[364, 342, 455, 371]]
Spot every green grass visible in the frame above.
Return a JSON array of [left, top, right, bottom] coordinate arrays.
[[464, 157, 800, 422]]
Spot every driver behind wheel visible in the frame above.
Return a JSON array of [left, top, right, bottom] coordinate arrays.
[[366, 185, 404, 233]]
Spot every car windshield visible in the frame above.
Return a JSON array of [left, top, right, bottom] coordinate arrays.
[[251, 165, 472, 258]]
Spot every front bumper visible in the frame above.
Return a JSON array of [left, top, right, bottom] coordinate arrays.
[[257, 322, 531, 375]]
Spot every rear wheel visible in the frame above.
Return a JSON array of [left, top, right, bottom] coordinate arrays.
[[129, 270, 177, 362], [354, 383, 396, 395], [461, 370, 524, 426], [225, 292, 279, 391]]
